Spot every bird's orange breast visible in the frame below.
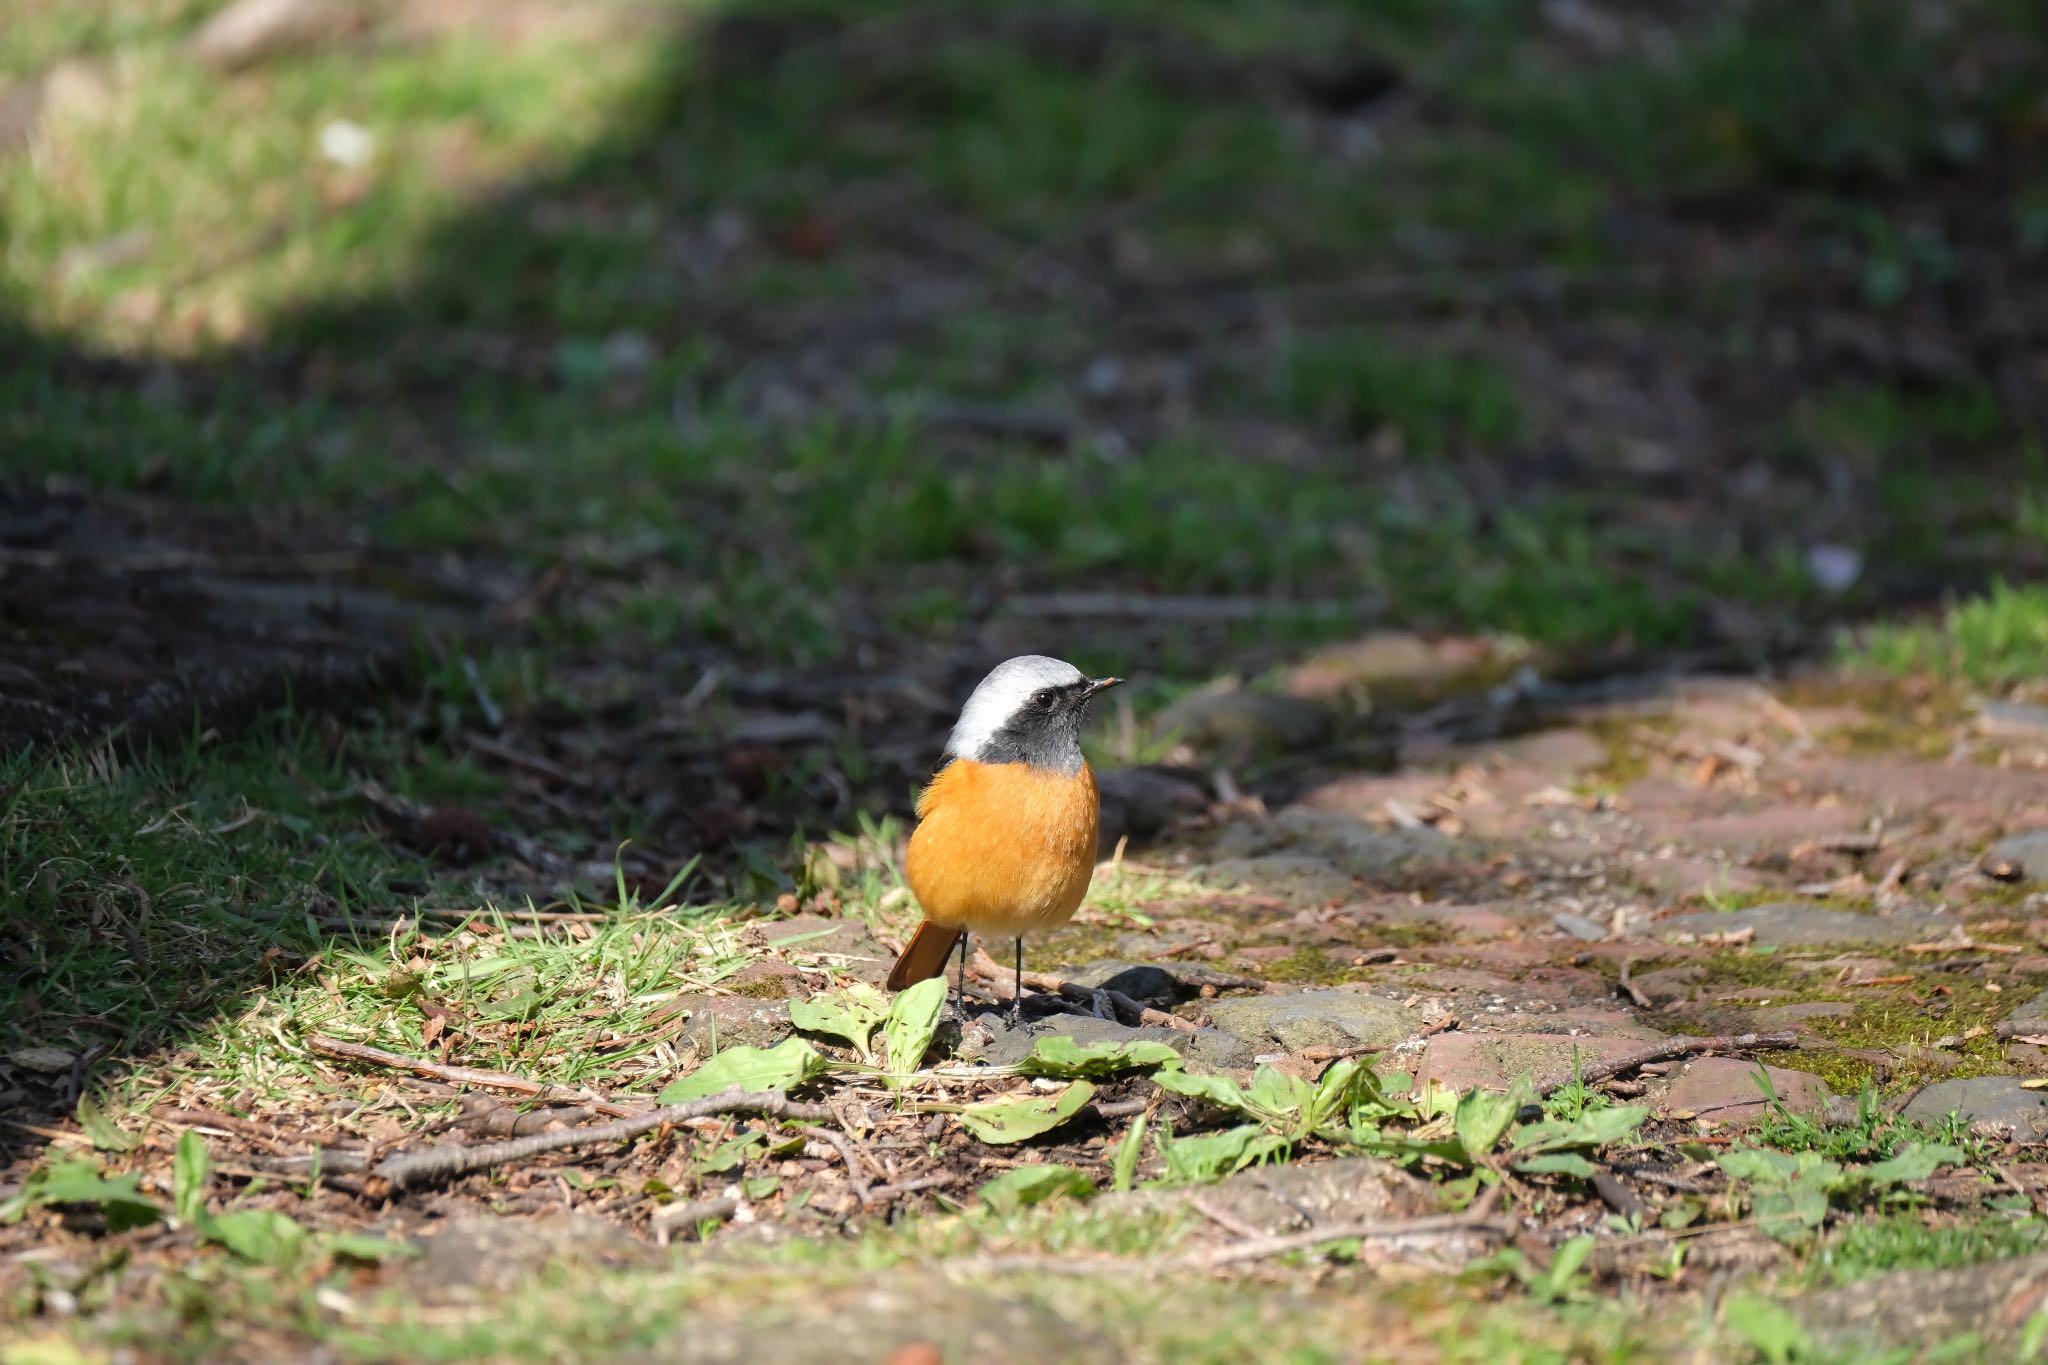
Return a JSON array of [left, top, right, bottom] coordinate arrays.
[[904, 758, 1100, 938]]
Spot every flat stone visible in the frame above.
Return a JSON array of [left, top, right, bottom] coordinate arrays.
[[1796, 1253, 2048, 1358], [1655, 903, 1945, 947], [1198, 991, 1421, 1065], [1985, 831, 2048, 884], [1551, 910, 1608, 942], [1901, 1076, 2048, 1140], [1656, 1057, 1828, 1125], [1211, 807, 1457, 882], [1413, 1032, 1642, 1093], [1660, 807, 1871, 857], [759, 915, 894, 986], [1203, 853, 1356, 907], [1175, 1157, 1433, 1235], [421, 1215, 656, 1300], [2002, 988, 2048, 1033], [672, 996, 795, 1053], [611, 1282, 1118, 1365]]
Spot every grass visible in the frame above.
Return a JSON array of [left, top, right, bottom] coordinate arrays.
[[1852, 581, 2048, 691], [6, 0, 2037, 670]]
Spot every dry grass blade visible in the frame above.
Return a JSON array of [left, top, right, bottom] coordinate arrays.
[[309, 1034, 640, 1117]]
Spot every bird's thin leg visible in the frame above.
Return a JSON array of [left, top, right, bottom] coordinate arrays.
[[954, 931, 970, 1020], [1010, 936, 1024, 1025]]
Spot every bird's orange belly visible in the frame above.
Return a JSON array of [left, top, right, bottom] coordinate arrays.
[[904, 759, 1100, 938]]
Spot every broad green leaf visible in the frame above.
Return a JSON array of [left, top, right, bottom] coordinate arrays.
[[742, 1175, 780, 1199], [1723, 1293, 1814, 1365], [325, 1232, 416, 1263], [76, 1094, 139, 1153], [1248, 1067, 1313, 1118], [1753, 1184, 1831, 1241], [1561, 1104, 1650, 1148], [0, 1158, 161, 1231], [202, 1208, 307, 1266], [978, 1164, 1096, 1212], [1514, 1152, 1598, 1179], [1513, 1104, 1650, 1157], [884, 977, 948, 1084], [789, 984, 891, 1055], [1455, 1088, 1521, 1161], [1018, 1037, 1183, 1078], [955, 1081, 1096, 1144], [1864, 1142, 1964, 1187], [1152, 1068, 1253, 1113], [659, 1037, 826, 1103], [1155, 1123, 1289, 1185], [1112, 1111, 1149, 1193], [1717, 1147, 1801, 1186], [174, 1131, 209, 1225], [1543, 1234, 1596, 1297], [699, 1131, 765, 1174]]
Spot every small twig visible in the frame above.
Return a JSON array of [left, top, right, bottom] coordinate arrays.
[[651, 1195, 740, 1243], [808, 1127, 875, 1208], [1609, 1164, 1715, 1194], [867, 1173, 960, 1202], [464, 732, 595, 790], [1191, 1195, 1268, 1240], [373, 1087, 837, 1189], [1533, 1032, 1797, 1097], [1618, 958, 1652, 1010], [308, 1035, 639, 1118], [1992, 1163, 2048, 1217], [1905, 939, 2022, 956]]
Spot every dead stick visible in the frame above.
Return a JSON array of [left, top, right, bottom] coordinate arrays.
[[373, 1087, 837, 1189], [308, 1035, 639, 1118], [1618, 958, 1652, 1010], [1533, 1032, 1797, 1097]]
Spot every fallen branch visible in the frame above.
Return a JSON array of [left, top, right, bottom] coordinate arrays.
[[373, 1086, 837, 1189], [308, 1034, 641, 1118], [1533, 1032, 1798, 1097]]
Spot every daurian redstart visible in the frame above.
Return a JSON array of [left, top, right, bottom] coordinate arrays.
[[885, 655, 1123, 1017]]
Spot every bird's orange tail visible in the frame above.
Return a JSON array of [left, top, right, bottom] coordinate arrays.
[[887, 922, 964, 991]]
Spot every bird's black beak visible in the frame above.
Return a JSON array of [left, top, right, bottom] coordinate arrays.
[[1082, 676, 1124, 699]]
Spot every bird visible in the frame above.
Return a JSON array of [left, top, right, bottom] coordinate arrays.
[[885, 655, 1123, 1020]]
